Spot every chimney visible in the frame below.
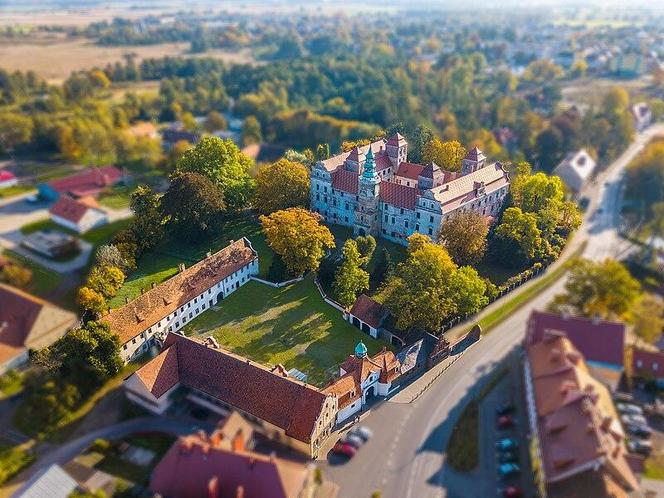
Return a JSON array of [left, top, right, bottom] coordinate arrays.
[[151, 281, 157, 289], [178, 263, 186, 272]]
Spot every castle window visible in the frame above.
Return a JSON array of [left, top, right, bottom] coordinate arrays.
[[416, 223, 420, 231], [429, 216, 434, 223], [384, 215, 388, 222], [316, 184, 320, 191], [391, 217, 395, 224], [324, 186, 328, 193], [316, 193, 320, 201], [345, 216, 348, 222], [345, 202, 349, 210], [400, 208, 404, 215], [416, 212, 420, 219], [428, 227, 433, 235], [405, 220, 409, 228]]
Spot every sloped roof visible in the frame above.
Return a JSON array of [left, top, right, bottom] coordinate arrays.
[[47, 166, 122, 197], [49, 195, 104, 224], [0, 170, 16, 182], [430, 162, 509, 209], [464, 146, 485, 161], [331, 169, 358, 194], [349, 294, 387, 328], [386, 132, 407, 146], [553, 149, 596, 185], [396, 162, 424, 180], [379, 181, 419, 210], [103, 238, 257, 344], [131, 333, 330, 444]]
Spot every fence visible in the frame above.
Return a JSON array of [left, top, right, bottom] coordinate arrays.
[[250, 275, 303, 288], [313, 278, 346, 313]]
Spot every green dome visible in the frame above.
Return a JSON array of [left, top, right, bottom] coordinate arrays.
[[355, 341, 368, 358]]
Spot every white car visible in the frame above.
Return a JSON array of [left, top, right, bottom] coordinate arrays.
[[622, 413, 648, 426], [616, 402, 644, 416]]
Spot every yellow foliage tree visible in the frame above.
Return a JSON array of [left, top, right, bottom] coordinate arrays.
[[253, 159, 310, 215]]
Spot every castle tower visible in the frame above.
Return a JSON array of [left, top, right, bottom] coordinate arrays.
[[418, 162, 444, 190], [353, 146, 380, 237], [386, 133, 408, 167], [461, 147, 487, 175]]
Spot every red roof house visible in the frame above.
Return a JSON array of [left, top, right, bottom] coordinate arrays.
[[41, 166, 123, 200], [0, 170, 17, 188]]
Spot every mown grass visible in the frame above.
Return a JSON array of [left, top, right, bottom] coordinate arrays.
[[0, 445, 35, 485], [446, 400, 479, 472], [2, 249, 62, 296]]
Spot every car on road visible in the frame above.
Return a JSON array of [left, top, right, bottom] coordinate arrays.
[[496, 438, 519, 452], [332, 442, 357, 458], [497, 415, 514, 429], [498, 463, 520, 480], [621, 413, 648, 426], [627, 439, 652, 456], [341, 434, 364, 449], [496, 402, 515, 416], [617, 402, 644, 416], [350, 425, 373, 442], [501, 486, 523, 498], [624, 423, 652, 439], [498, 451, 518, 464]]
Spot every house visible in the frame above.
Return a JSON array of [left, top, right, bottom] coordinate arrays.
[[322, 342, 401, 424], [553, 149, 597, 195], [310, 134, 510, 245], [38, 166, 123, 201], [150, 412, 333, 498], [21, 230, 79, 259], [0, 170, 18, 189], [49, 195, 108, 234], [632, 349, 664, 385], [125, 121, 159, 139], [523, 331, 639, 498], [0, 284, 78, 374], [103, 238, 258, 361], [13, 464, 78, 498], [346, 294, 389, 338], [631, 102, 652, 132], [123, 333, 338, 458]]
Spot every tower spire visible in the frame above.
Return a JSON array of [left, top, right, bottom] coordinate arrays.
[[362, 146, 377, 180]]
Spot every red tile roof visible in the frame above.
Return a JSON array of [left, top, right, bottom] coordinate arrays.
[[49, 195, 101, 224], [349, 294, 387, 328], [396, 162, 424, 180], [526, 311, 625, 367], [150, 426, 311, 498], [47, 166, 122, 197], [379, 181, 419, 210], [331, 169, 358, 194], [386, 133, 407, 146], [464, 146, 485, 161], [375, 153, 392, 172], [0, 170, 16, 182], [103, 239, 257, 344], [132, 333, 330, 444]]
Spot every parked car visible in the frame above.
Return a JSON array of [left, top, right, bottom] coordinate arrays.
[[502, 486, 523, 498], [627, 439, 652, 456], [498, 463, 520, 480], [350, 425, 373, 442], [617, 402, 644, 416], [342, 434, 364, 449], [496, 439, 519, 452], [624, 423, 652, 439], [613, 392, 634, 403], [496, 402, 515, 416], [332, 442, 357, 458], [498, 451, 518, 464], [498, 415, 514, 429], [622, 413, 648, 426]]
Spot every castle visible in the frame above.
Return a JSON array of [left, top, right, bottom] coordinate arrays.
[[310, 133, 510, 245]]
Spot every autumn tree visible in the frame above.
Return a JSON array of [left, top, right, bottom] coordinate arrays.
[[422, 138, 467, 171], [205, 111, 227, 132], [260, 208, 335, 277], [130, 186, 165, 253], [253, 159, 310, 215], [77, 287, 107, 315], [0, 263, 32, 288], [439, 211, 489, 265], [630, 294, 664, 345], [177, 136, 254, 210], [87, 265, 125, 299], [242, 115, 262, 146], [355, 235, 376, 266], [162, 172, 225, 237], [495, 207, 542, 262], [0, 113, 33, 151], [333, 239, 370, 307]]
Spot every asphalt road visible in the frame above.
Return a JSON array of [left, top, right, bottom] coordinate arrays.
[[321, 124, 664, 498]]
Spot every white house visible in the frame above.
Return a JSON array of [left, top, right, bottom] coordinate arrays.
[[323, 342, 401, 423], [632, 102, 652, 132], [49, 195, 108, 234], [0, 170, 18, 189], [103, 238, 259, 362], [553, 149, 596, 195]]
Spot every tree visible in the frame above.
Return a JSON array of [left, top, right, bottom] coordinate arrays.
[[177, 136, 254, 210], [0, 264, 32, 288], [511, 172, 565, 214], [77, 286, 107, 315], [0, 113, 33, 151], [535, 127, 563, 172], [95, 245, 129, 272], [333, 239, 370, 307], [164, 139, 192, 173], [162, 172, 225, 237], [205, 111, 227, 133], [448, 266, 488, 316], [181, 112, 198, 132], [439, 211, 488, 265], [130, 186, 165, 253], [253, 159, 310, 215], [555, 258, 641, 319], [259, 208, 335, 277], [422, 138, 466, 171], [242, 115, 262, 146], [87, 265, 125, 299], [408, 125, 435, 163], [371, 247, 393, 289], [631, 294, 664, 345], [355, 235, 376, 266], [495, 207, 542, 261]]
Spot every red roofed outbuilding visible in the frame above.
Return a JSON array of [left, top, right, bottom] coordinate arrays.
[[49, 195, 108, 234]]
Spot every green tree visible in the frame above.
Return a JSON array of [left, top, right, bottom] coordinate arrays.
[[371, 247, 393, 289], [260, 208, 335, 277], [495, 207, 542, 261], [130, 186, 165, 253], [0, 113, 33, 151], [448, 266, 488, 316], [204, 111, 227, 132], [439, 211, 489, 265], [355, 235, 376, 267], [242, 115, 262, 146], [253, 159, 310, 215], [333, 239, 370, 307], [422, 138, 466, 171], [630, 294, 664, 345], [511, 172, 565, 214], [177, 136, 254, 210], [162, 172, 225, 237]]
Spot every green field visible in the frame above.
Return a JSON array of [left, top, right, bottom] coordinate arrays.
[[98, 186, 133, 210], [2, 249, 62, 296], [182, 277, 387, 386]]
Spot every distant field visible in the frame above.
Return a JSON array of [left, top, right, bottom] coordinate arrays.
[[0, 35, 255, 82], [561, 76, 652, 109]]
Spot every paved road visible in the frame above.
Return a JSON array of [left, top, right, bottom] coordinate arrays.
[[321, 124, 664, 498]]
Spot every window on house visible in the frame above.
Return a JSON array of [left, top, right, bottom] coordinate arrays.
[[416, 223, 420, 231], [391, 217, 395, 224], [428, 227, 433, 235], [429, 215, 434, 223], [416, 212, 420, 219], [405, 220, 409, 228]]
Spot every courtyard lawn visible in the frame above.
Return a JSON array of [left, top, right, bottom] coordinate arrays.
[[98, 186, 133, 210], [20, 218, 75, 236], [108, 254, 181, 308], [2, 249, 62, 297], [81, 218, 133, 246], [181, 277, 388, 386]]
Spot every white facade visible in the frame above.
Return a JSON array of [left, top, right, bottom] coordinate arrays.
[[50, 208, 108, 234], [0, 177, 18, 189], [120, 257, 259, 361], [553, 149, 596, 194]]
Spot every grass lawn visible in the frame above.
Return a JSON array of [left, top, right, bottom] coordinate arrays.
[[98, 186, 133, 210], [20, 219, 74, 236], [81, 218, 133, 246], [108, 254, 181, 308], [446, 400, 479, 472], [326, 223, 407, 271], [0, 444, 35, 485], [645, 455, 664, 480], [2, 249, 62, 296], [0, 184, 34, 199], [0, 370, 25, 400], [181, 277, 388, 386]]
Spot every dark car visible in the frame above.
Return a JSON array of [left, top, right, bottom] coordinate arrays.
[[498, 451, 518, 464], [498, 415, 514, 429], [502, 487, 523, 498], [627, 439, 652, 456], [332, 442, 357, 458], [496, 402, 515, 416], [625, 423, 652, 439]]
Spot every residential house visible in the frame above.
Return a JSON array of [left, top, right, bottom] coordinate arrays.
[[150, 412, 334, 498], [13, 464, 78, 498], [523, 329, 640, 498], [103, 238, 258, 361], [553, 149, 597, 195], [38, 166, 123, 201], [632, 349, 664, 386], [0, 284, 78, 374], [123, 333, 338, 458], [323, 342, 401, 424], [526, 310, 626, 390], [49, 195, 108, 234], [0, 170, 18, 189], [631, 102, 652, 132], [310, 134, 510, 245]]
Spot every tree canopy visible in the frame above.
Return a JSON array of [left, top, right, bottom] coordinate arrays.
[[253, 159, 310, 215]]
